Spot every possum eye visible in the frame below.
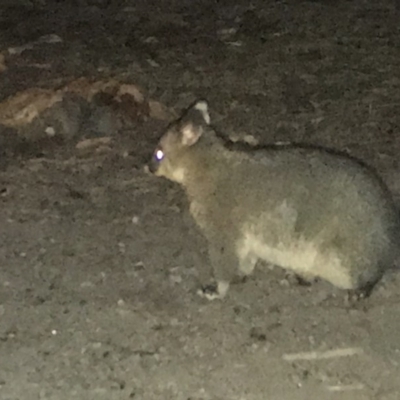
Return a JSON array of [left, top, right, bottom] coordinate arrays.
[[154, 149, 165, 162]]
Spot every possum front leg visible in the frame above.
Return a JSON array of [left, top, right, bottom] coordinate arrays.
[[197, 242, 239, 300]]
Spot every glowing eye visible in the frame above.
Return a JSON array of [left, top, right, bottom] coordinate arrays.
[[155, 149, 164, 161]]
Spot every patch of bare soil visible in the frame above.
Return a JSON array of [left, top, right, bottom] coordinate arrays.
[[1, 0, 400, 399]]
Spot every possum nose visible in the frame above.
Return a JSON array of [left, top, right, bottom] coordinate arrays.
[[148, 159, 158, 174]]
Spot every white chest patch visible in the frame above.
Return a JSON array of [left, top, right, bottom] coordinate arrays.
[[236, 231, 353, 289], [169, 167, 185, 183]]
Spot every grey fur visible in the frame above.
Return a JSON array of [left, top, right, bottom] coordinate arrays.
[[149, 101, 400, 299]]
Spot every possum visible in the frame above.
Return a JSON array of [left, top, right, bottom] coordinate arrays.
[[149, 100, 400, 300]]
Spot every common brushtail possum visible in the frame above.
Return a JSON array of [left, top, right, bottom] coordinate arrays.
[[149, 100, 399, 300]]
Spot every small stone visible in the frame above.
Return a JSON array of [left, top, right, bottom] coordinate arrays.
[[170, 274, 182, 284], [80, 281, 94, 288], [279, 278, 290, 287], [45, 126, 56, 136]]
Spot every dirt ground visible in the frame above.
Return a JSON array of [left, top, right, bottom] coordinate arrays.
[[1, 0, 400, 399]]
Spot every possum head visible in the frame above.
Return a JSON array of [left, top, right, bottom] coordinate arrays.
[[149, 100, 211, 183]]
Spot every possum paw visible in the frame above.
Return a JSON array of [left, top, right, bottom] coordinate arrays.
[[346, 279, 378, 303], [197, 281, 229, 301]]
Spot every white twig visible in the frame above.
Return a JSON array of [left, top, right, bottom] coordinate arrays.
[[327, 383, 365, 392], [282, 347, 363, 361]]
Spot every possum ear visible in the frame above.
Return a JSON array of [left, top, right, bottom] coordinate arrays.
[[190, 100, 211, 125], [180, 100, 211, 147]]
